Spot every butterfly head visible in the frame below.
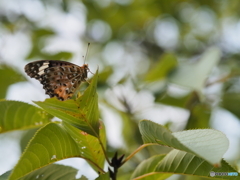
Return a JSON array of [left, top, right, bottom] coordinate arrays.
[[81, 64, 88, 78], [82, 64, 94, 75], [82, 64, 88, 71]]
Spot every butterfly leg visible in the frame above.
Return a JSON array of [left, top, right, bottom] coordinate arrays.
[[88, 69, 94, 75], [85, 78, 91, 84]]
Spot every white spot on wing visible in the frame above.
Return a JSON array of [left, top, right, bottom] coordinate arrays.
[[38, 62, 49, 75], [39, 62, 49, 71], [38, 71, 45, 75]]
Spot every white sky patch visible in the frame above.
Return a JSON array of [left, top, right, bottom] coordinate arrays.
[[211, 108, 240, 161], [88, 19, 112, 42], [221, 18, 240, 53], [137, 104, 189, 132], [100, 105, 125, 148], [0, 32, 31, 64], [21, 0, 45, 21], [55, 158, 98, 180], [154, 18, 179, 49], [0, 131, 22, 175]]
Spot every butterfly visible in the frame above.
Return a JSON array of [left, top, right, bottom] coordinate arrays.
[[24, 60, 90, 101]]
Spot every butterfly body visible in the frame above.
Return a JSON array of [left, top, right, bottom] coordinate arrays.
[[25, 60, 89, 101]]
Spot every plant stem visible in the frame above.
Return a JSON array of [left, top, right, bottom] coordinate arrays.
[[206, 74, 232, 87], [120, 143, 157, 166]]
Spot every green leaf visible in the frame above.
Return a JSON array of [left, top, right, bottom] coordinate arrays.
[[186, 103, 211, 129], [27, 51, 73, 61], [0, 64, 26, 98], [9, 123, 80, 180], [156, 93, 193, 108], [97, 66, 113, 88], [172, 129, 229, 166], [132, 150, 237, 180], [45, 51, 73, 61], [34, 70, 99, 137], [62, 121, 106, 172], [169, 47, 221, 92], [34, 28, 55, 37], [0, 171, 11, 180], [139, 120, 229, 166], [131, 154, 171, 180], [0, 100, 51, 133], [34, 98, 95, 135], [158, 92, 211, 129], [20, 128, 39, 152], [19, 164, 86, 180], [145, 53, 177, 82], [76, 70, 99, 135], [221, 93, 240, 120], [95, 173, 110, 180], [155, 149, 237, 179]]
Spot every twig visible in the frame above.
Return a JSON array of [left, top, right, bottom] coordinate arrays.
[[120, 143, 157, 166]]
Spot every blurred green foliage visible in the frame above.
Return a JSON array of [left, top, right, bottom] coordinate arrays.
[[0, 64, 26, 98]]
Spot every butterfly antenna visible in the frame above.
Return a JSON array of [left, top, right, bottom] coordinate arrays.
[[83, 43, 90, 65]]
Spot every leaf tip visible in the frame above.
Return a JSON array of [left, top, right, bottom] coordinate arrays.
[[213, 163, 221, 168]]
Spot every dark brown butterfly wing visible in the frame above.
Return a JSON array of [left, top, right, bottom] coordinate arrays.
[[25, 60, 88, 101]]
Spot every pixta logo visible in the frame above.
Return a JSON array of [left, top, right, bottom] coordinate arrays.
[[210, 171, 215, 177], [210, 171, 238, 177]]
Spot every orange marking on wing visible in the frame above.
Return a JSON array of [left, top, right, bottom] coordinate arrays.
[[54, 86, 72, 100]]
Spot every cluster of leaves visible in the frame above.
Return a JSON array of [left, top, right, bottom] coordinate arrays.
[[0, 68, 238, 180]]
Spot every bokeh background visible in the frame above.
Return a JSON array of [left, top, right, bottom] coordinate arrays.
[[1, 0, 240, 179]]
